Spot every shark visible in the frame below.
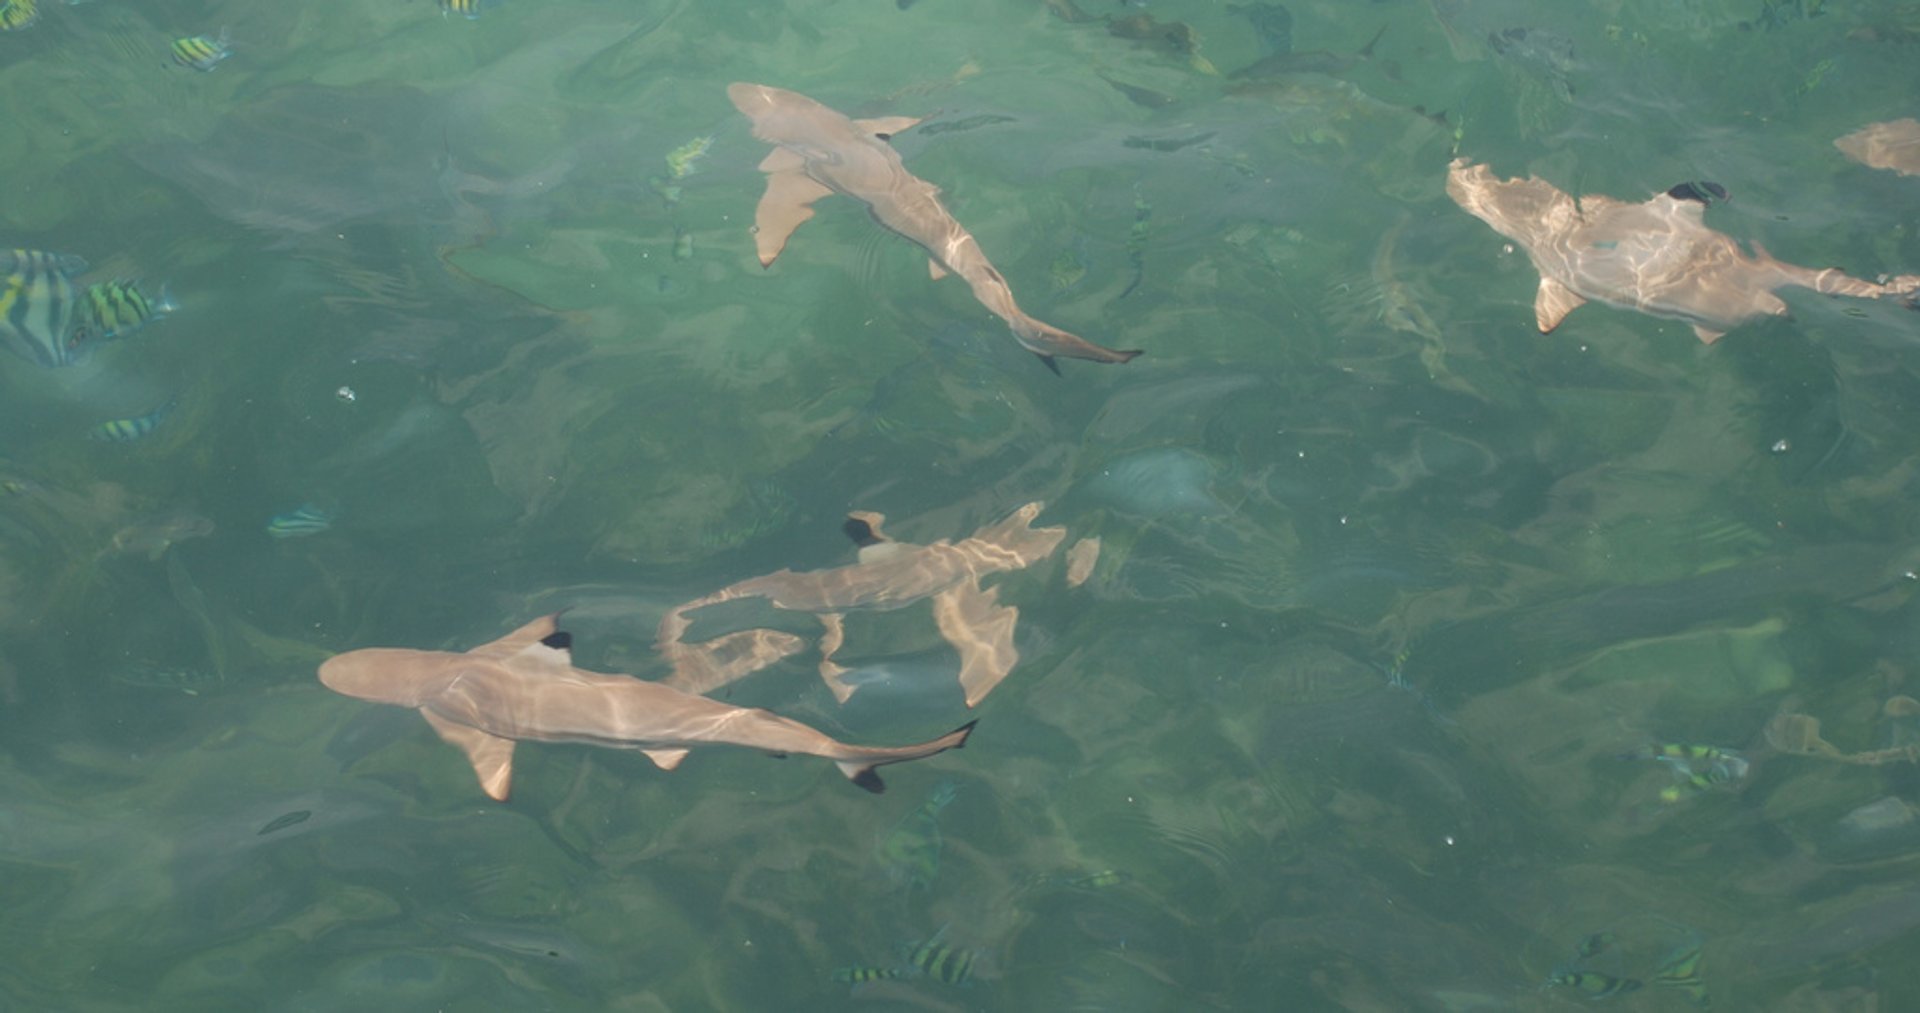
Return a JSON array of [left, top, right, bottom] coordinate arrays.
[[658, 501, 1067, 707], [1836, 118, 1920, 178], [727, 82, 1141, 369], [1446, 158, 1920, 343], [317, 615, 976, 801]]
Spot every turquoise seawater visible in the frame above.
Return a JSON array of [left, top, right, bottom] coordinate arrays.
[[5, 0, 1920, 1008]]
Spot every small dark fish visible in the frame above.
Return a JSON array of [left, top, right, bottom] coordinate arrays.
[[919, 114, 1018, 136], [256, 810, 313, 836], [172, 31, 231, 71], [1488, 27, 1576, 100], [1119, 189, 1151, 300], [1108, 13, 1201, 57], [110, 663, 227, 696], [1122, 132, 1217, 153], [1099, 74, 1177, 109], [1232, 23, 1385, 79]]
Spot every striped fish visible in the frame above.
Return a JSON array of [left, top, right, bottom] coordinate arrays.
[[0, 0, 38, 31], [171, 30, 231, 71], [87, 401, 175, 443], [903, 929, 976, 985], [1, 248, 88, 366], [440, 0, 491, 19], [77, 280, 177, 342], [830, 966, 909, 985], [267, 503, 333, 539]]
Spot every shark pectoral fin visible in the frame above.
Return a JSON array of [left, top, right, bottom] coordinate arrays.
[[1534, 277, 1588, 333], [753, 170, 835, 267], [643, 747, 691, 771], [932, 583, 1020, 708], [1691, 324, 1727, 344], [929, 258, 949, 280], [420, 710, 516, 801], [853, 115, 923, 140]]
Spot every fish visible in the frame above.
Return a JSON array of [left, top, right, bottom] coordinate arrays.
[[0, 0, 37, 31], [664, 135, 713, 179], [1650, 942, 1709, 1007], [440, 0, 489, 19], [0, 248, 88, 366], [727, 82, 1140, 368], [875, 779, 960, 891], [256, 810, 312, 836], [105, 507, 215, 561], [86, 401, 175, 443], [108, 663, 226, 695], [317, 614, 978, 801], [1231, 23, 1386, 80], [1118, 188, 1151, 299], [1836, 118, 1920, 178], [831, 965, 912, 985], [919, 114, 1017, 137], [1067, 868, 1132, 890], [171, 30, 231, 72], [1446, 158, 1920, 342], [902, 927, 977, 985], [1546, 969, 1642, 998], [1064, 536, 1100, 588], [1622, 743, 1749, 802], [1488, 27, 1575, 100], [74, 279, 177, 343], [657, 501, 1068, 707], [266, 504, 333, 539]]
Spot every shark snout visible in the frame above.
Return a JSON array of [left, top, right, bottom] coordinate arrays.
[[319, 648, 439, 705]]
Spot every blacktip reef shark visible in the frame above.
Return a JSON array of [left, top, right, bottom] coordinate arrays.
[[318, 615, 975, 800], [728, 82, 1142, 370], [1836, 118, 1920, 178], [1446, 158, 1920, 343], [658, 501, 1071, 707]]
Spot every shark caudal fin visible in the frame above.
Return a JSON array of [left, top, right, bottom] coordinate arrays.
[[1009, 315, 1141, 366], [835, 720, 978, 794]]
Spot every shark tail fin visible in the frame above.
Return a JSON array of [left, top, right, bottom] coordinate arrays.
[[1009, 315, 1141, 365], [834, 720, 978, 794]]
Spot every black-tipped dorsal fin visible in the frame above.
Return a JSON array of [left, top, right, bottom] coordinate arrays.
[[1666, 181, 1728, 205]]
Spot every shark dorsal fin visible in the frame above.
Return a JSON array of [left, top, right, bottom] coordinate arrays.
[[844, 511, 891, 548], [854, 115, 923, 141], [420, 710, 517, 801], [511, 631, 575, 673], [470, 614, 564, 660]]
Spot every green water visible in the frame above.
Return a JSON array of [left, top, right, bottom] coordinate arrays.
[[5, 0, 1920, 1008]]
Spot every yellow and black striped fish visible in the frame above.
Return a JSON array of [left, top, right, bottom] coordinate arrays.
[[0, 0, 39, 32], [903, 933, 975, 985], [1, 248, 88, 367], [829, 966, 908, 985], [172, 30, 231, 71], [440, 0, 491, 19], [77, 280, 177, 342], [1651, 944, 1710, 1008], [87, 401, 175, 443]]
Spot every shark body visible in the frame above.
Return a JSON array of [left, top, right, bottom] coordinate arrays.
[[318, 615, 974, 800], [728, 82, 1140, 368], [1447, 158, 1920, 342], [658, 501, 1067, 707]]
